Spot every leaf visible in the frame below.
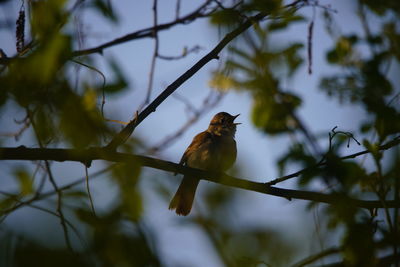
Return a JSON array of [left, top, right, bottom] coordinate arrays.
[[92, 0, 118, 23], [14, 168, 34, 196], [326, 36, 358, 66], [208, 71, 237, 91], [251, 92, 301, 135], [64, 190, 88, 199], [210, 9, 242, 26], [268, 15, 305, 31], [30, 0, 69, 40]]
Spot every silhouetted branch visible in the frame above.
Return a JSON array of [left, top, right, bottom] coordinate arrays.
[[1, 141, 400, 209], [158, 45, 202, 61], [71, 1, 214, 57], [105, 0, 305, 150], [0, 190, 86, 249], [84, 166, 97, 217], [1, 167, 112, 216], [140, 0, 159, 111], [29, 111, 73, 251], [266, 136, 400, 186], [0, 114, 30, 141]]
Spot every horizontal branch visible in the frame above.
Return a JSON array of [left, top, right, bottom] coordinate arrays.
[[1, 146, 399, 209], [72, 1, 213, 57]]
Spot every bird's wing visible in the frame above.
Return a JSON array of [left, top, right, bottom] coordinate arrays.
[[179, 131, 212, 166]]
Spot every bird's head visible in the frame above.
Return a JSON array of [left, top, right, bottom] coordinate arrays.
[[208, 112, 240, 137]]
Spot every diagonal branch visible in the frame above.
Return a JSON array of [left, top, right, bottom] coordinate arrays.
[[266, 136, 400, 186], [1, 137, 400, 209], [105, 0, 304, 150]]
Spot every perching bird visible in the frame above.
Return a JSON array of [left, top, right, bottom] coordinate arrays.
[[169, 112, 240, 216]]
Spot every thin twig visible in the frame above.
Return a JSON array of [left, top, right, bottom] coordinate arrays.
[[44, 160, 73, 251], [307, 14, 314, 74], [266, 136, 400, 186], [84, 166, 97, 217], [28, 111, 73, 251], [175, 0, 181, 20], [72, 1, 214, 57], [328, 126, 361, 150], [139, 0, 159, 111], [172, 93, 199, 115], [1, 167, 113, 216], [292, 247, 342, 267], [70, 59, 107, 117], [0, 190, 87, 249], [158, 45, 202, 61]]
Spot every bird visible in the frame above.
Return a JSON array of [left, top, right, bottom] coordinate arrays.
[[169, 112, 240, 216]]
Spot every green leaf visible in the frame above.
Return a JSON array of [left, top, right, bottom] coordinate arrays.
[[14, 168, 34, 196], [92, 0, 118, 23], [268, 15, 305, 31], [64, 190, 88, 198], [252, 92, 301, 135], [210, 9, 242, 26], [326, 36, 357, 65]]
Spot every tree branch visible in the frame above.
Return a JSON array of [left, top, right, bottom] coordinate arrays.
[[71, 1, 214, 57], [105, 0, 304, 150], [266, 136, 400, 186], [1, 145, 399, 209]]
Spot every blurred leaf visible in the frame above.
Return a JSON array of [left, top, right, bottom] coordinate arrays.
[[0, 196, 16, 211], [14, 168, 34, 196], [111, 162, 142, 221], [324, 195, 359, 228], [360, 0, 400, 15], [342, 222, 376, 266], [83, 88, 97, 110], [268, 15, 305, 31], [252, 92, 301, 134], [363, 140, 382, 163], [64, 190, 88, 199], [14, 240, 90, 267], [59, 91, 109, 147], [76, 207, 160, 266], [383, 22, 400, 61], [34, 107, 57, 144], [91, 0, 118, 23], [277, 143, 319, 185], [359, 171, 379, 192], [243, 0, 282, 14], [321, 152, 368, 189], [30, 0, 69, 40], [208, 71, 238, 91], [210, 9, 243, 26], [101, 58, 129, 94], [326, 36, 359, 66]]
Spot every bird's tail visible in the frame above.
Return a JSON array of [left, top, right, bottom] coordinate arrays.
[[169, 176, 200, 216]]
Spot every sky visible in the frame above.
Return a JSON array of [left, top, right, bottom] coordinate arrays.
[[0, 0, 385, 266]]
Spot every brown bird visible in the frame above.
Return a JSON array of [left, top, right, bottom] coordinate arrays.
[[169, 112, 240, 216]]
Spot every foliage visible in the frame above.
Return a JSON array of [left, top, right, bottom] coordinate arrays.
[[0, 0, 399, 266]]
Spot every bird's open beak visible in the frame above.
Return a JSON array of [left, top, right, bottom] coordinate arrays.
[[233, 114, 241, 125]]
